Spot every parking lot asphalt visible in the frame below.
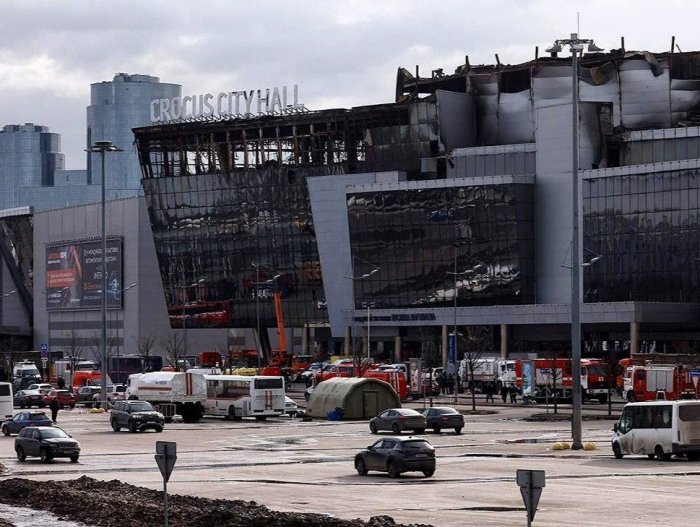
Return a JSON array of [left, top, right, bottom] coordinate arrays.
[[1, 397, 700, 527]]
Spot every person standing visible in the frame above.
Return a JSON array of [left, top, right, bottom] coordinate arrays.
[[509, 384, 518, 404], [50, 398, 60, 423], [500, 384, 508, 403]]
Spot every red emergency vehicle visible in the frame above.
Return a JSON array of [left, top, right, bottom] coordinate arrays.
[[623, 364, 697, 402]]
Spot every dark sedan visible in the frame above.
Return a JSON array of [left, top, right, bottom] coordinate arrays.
[[15, 426, 80, 463], [420, 406, 464, 434], [369, 408, 426, 435], [1, 411, 53, 436], [354, 436, 436, 478], [14, 390, 45, 408]]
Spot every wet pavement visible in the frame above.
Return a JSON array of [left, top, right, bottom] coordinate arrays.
[[0, 396, 698, 526], [0, 502, 93, 526]]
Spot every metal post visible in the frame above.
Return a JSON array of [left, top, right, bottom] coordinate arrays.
[[163, 476, 169, 527], [453, 246, 458, 404], [255, 264, 261, 368], [86, 140, 121, 407], [570, 43, 583, 450], [100, 149, 107, 406], [366, 303, 370, 359], [182, 280, 187, 369]]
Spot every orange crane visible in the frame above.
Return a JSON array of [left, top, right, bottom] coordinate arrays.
[[273, 291, 287, 357]]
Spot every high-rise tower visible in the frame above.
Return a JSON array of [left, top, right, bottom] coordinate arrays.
[[87, 73, 181, 198], [0, 124, 64, 211]]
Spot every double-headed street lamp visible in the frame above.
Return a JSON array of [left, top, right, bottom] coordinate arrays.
[[86, 140, 122, 407], [546, 33, 604, 450], [345, 257, 380, 360]]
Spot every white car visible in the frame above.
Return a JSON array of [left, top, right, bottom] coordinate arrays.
[[284, 396, 299, 417], [92, 385, 127, 404]]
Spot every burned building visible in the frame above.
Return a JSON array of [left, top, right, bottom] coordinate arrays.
[[134, 48, 700, 360]]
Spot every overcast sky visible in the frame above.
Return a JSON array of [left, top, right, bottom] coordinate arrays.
[[1, 0, 698, 168]]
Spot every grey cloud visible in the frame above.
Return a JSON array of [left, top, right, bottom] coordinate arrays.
[[1, 0, 699, 166]]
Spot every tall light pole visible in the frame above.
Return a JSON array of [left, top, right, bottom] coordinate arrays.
[[86, 140, 122, 407], [546, 34, 604, 450], [345, 257, 380, 362], [97, 282, 137, 384], [251, 263, 280, 369], [182, 278, 206, 364], [361, 302, 376, 359]]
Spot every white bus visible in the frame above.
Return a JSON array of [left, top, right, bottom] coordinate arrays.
[[203, 374, 285, 421], [0, 382, 14, 420], [612, 400, 700, 461]]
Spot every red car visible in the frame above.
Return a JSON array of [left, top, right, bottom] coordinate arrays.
[[42, 390, 76, 409]]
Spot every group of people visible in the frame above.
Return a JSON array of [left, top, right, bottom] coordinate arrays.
[[437, 371, 457, 395], [483, 383, 519, 404]]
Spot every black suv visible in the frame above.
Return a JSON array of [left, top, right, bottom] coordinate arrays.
[[15, 426, 80, 463], [354, 436, 436, 478], [111, 400, 164, 433]]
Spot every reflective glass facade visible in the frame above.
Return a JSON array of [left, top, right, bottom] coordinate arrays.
[[0, 124, 63, 210], [583, 168, 700, 302], [88, 74, 180, 198], [347, 184, 535, 309], [143, 169, 329, 328], [137, 102, 441, 329]]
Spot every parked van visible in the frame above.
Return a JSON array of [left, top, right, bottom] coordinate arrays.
[[612, 400, 700, 461]]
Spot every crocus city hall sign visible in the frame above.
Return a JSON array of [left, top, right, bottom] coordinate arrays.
[[150, 84, 305, 123]]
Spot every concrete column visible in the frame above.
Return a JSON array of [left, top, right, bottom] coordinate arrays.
[[500, 324, 508, 359], [394, 335, 402, 363], [630, 322, 640, 357], [300, 324, 308, 356], [343, 326, 351, 357], [441, 325, 448, 368]]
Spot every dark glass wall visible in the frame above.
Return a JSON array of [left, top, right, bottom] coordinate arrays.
[[347, 184, 535, 309], [583, 169, 700, 302], [137, 102, 442, 330], [143, 168, 329, 328]]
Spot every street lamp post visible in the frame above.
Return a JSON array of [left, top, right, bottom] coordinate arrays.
[[86, 140, 122, 408], [546, 34, 604, 450], [361, 302, 376, 360], [251, 263, 280, 369], [344, 257, 380, 362], [97, 282, 137, 383]]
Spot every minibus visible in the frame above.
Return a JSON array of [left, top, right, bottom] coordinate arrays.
[[612, 400, 700, 460]]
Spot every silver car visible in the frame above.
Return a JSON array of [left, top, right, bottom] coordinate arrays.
[[369, 408, 426, 435]]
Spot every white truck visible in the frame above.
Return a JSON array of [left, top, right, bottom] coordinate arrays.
[[13, 360, 40, 381], [458, 357, 519, 392], [132, 371, 206, 422]]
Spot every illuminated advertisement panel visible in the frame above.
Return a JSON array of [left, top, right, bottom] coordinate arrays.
[[45, 238, 123, 310]]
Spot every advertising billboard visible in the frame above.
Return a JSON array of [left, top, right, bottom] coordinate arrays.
[[45, 238, 123, 310]]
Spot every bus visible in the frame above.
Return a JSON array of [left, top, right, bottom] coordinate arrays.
[[612, 400, 700, 460], [203, 374, 285, 420], [0, 382, 13, 420]]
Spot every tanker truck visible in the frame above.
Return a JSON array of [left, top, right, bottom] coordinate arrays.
[[133, 371, 205, 422]]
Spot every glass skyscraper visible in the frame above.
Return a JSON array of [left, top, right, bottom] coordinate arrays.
[[0, 124, 63, 211], [87, 73, 181, 199]]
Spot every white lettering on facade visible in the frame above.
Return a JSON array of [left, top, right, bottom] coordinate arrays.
[[150, 84, 305, 123]]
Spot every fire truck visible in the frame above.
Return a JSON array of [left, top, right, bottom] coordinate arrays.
[[581, 358, 611, 403], [526, 358, 612, 402], [623, 364, 697, 402], [362, 369, 409, 400]]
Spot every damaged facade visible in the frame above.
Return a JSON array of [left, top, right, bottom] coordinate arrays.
[[134, 49, 700, 360]]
